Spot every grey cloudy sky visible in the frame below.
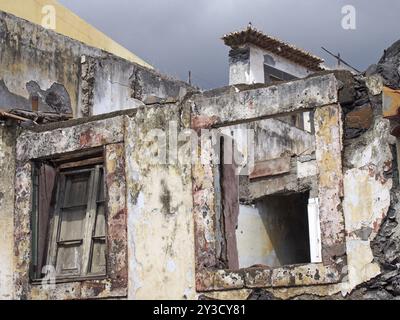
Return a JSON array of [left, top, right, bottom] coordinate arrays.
[[59, 0, 400, 89]]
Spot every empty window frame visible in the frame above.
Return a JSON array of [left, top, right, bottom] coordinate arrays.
[[236, 192, 317, 268], [217, 137, 322, 270], [30, 149, 107, 281]]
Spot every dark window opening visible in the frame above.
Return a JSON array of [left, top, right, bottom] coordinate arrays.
[[236, 191, 311, 268], [258, 192, 310, 266], [264, 64, 298, 84], [30, 148, 107, 282]]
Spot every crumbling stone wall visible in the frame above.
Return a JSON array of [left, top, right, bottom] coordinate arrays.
[[343, 41, 400, 300], [88, 56, 192, 116]]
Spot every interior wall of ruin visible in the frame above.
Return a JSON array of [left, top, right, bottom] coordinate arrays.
[[189, 70, 400, 300]]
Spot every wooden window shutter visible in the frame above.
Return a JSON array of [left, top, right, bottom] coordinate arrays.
[[88, 166, 107, 275], [37, 164, 57, 277], [31, 163, 57, 279], [221, 135, 240, 270], [44, 159, 106, 279], [47, 168, 94, 277], [81, 165, 106, 275]]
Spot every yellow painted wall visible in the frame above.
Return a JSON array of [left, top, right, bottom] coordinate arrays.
[[0, 0, 153, 69]]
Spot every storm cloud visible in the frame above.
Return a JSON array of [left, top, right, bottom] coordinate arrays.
[[59, 0, 400, 89]]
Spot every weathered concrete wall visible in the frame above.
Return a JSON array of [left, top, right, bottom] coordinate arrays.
[[189, 67, 400, 300], [190, 73, 338, 127], [192, 75, 346, 296], [89, 56, 190, 116], [9, 106, 198, 300], [0, 0, 152, 68], [125, 104, 196, 299], [204, 62, 400, 300], [0, 123, 16, 300], [0, 11, 193, 117], [341, 116, 393, 294], [0, 11, 105, 115]]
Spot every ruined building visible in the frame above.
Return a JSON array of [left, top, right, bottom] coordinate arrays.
[[1, 9, 400, 300]]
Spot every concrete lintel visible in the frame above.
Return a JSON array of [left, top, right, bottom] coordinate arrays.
[[190, 73, 338, 128], [16, 115, 125, 162]]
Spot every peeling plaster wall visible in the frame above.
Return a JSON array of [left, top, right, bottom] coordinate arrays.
[[125, 105, 196, 299], [6, 106, 198, 300], [340, 105, 395, 297], [271, 97, 395, 300], [0, 124, 16, 300], [91, 57, 191, 116], [341, 119, 393, 293], [0, 11, 193, 118], [191, 76, 346, 296], [0, 11, 99, 115]]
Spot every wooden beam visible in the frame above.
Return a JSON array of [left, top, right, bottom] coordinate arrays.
[[58, 157, 103, 170], [0, 110, 31, 122]]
